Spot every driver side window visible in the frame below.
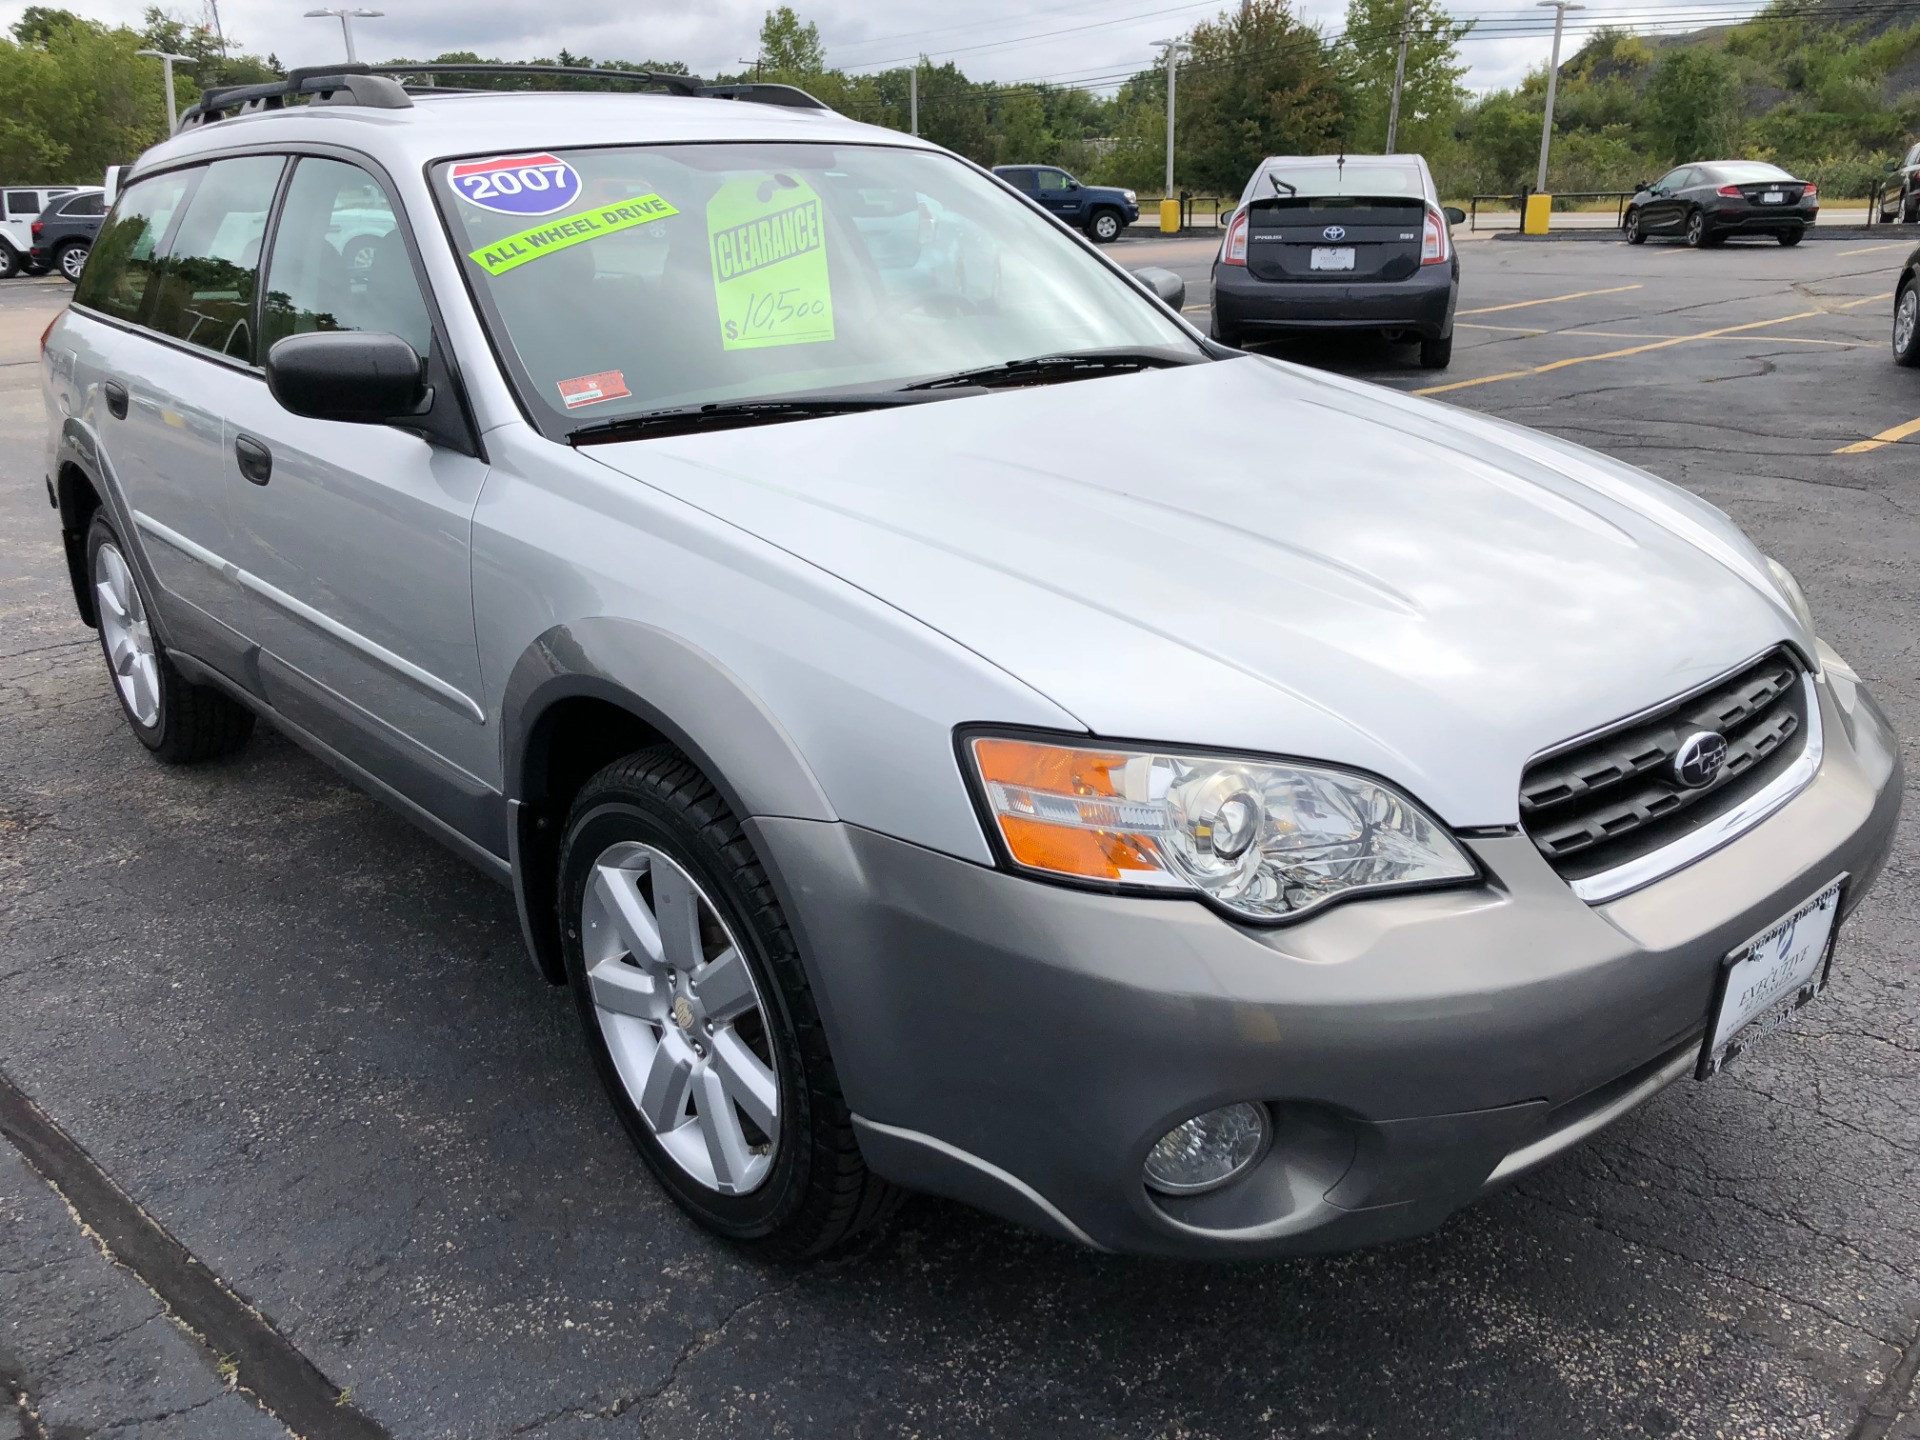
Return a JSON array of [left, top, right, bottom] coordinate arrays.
[[1036, 169, 1071, 192]]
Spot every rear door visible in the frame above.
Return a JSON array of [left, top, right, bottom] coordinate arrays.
[[1243, 196, 1426, 283]]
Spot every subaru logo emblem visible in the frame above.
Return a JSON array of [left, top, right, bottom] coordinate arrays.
[[1673, 731, 1728, 789], [1323, 225, 1346, 241]]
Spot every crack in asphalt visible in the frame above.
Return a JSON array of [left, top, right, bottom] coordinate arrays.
[[1850, 1320, 1920, 1440]]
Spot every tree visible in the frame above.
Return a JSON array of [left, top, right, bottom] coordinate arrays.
[[759, 6, 824, 79], [138, 7, 278, 95], [1172, 0, 1347, 193], [0, 12, 169, 179], [1642, 48, 1742, 164], [1337, 0, 1470, 157]]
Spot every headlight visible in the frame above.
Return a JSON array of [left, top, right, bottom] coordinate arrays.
[[1123, 189, 1138, 205], [965, 735, 1476, 922], [1764, 556, 1816, 636]]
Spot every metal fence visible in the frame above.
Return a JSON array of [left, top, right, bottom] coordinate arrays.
[[1468, 189, 1637, 232]]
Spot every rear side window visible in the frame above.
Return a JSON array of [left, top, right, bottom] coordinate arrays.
[[5, 190, 40, 218], [61, 193, 106, 217], [261, 157, 430, 358], [72, 171, 195, 324], [147, 155, 285, 363]]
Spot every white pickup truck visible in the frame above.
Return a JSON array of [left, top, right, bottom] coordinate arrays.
[[1, 184, 81, 278]]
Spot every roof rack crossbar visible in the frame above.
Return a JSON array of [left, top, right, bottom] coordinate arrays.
[[183, 63, 412, 127], [370, 63, 831, 110]]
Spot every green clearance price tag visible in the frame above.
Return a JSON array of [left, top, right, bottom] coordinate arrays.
[[467, 194, 679, 277], [707, 174, 835, 351]]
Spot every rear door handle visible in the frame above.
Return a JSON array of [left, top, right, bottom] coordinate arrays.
[[234, 435, 273, 485], [102, 380, 128, 419]]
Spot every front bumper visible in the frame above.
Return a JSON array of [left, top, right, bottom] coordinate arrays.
[[751, 670, 1901, 1258], [1211, 260, 1456, 339]]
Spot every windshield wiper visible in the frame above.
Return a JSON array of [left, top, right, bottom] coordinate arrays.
[[566, 388, 981, 445], [1268, 174, 1298, 198], [900, 346, 1206, 394]]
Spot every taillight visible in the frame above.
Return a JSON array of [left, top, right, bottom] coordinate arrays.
[[40, 314, 58, 354], [1804, 182, 1818, 198], [30, 220, 43, 238], [1421, 208, 1448, 265], [1717, 184, 1742, 197], [1221, 209, 1247, 266]]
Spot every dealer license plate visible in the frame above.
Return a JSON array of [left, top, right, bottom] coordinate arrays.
[[1699, 877, 1844, 1079], [1310, 247, 1356, 271], [1762, 190, 1785, 203]]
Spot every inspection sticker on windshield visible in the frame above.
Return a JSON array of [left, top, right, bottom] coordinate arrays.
[[467, 195, 679, 277], [707, 174, 835, 351], [556, 369, 630, 409], [450, 153, 582, 216]]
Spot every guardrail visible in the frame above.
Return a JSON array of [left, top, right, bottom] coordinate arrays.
[[1469, 189, 1636, 232]]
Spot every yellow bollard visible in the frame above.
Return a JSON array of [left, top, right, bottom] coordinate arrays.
[[1523, 193, 1553, 235], [1160, 198, 1181, 234]]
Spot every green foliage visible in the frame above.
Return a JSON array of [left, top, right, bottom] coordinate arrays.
[[0, 9, 168, 180], [1336, 0, 1471, 160], [757, 6, 824, 79], [1642, 49, 1743, 164]]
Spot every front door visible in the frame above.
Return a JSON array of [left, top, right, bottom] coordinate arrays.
[[220, 154, 495, 835], [1033, 168, 1085, 223], [1647, 168, 1692, 233]]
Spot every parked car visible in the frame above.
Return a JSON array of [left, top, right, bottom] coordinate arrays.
[[1211, 153, 1463, 367], [41, 69, 1900, 1261], [1877, 142, 1920, 224], [992, 165, 1138, 242], [1624, 161, 1817, 247], [30, 187, 107, 282], [1891, 243, 1920, 364], [1, 183, 81, 277]]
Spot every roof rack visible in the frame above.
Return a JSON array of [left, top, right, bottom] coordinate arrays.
[[370, 63, 832, 111], [182, 63, 412, 127]]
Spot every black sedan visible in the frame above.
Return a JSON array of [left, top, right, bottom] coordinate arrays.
[[1623, 161, 1817, 247], [29, 188, 105, 283]]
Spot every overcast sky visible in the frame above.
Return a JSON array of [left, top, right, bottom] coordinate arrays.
[[5, 0, 1766, 97]]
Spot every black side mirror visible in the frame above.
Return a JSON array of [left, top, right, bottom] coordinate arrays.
[[266, 331, 429, 425], [1635, 179, 1651, 193], [1443, 205, 1466, 227], [1133, 265, 1186, 309]]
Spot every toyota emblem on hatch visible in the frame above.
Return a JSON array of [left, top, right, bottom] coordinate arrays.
[[1323, 225, 1347, 241], [1673, 731, 1728, 788]]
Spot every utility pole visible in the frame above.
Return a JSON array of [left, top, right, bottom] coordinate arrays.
[[303, 8, 383, 65], [1385, 0, 1414, 153], [1152, 37, 1190, 230], [136, 49, 194, 134], [910, 64, 919, 136], [1534, 1, 1583, 192]]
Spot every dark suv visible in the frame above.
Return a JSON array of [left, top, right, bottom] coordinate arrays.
[[993, 166, 1138, 242], [31, 188, 107, 282]]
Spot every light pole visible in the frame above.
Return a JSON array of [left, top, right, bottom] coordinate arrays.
[[303, 8, 383, 64], [136, 49, 194, 134], [1534, 0, 1583, 193], [1385, 0, 1414, 152], [1152, 37, 1190, 231]]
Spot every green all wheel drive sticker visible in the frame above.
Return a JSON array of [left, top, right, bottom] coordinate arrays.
[[707, 174, 835, 351], [467, 194, 679, 277]]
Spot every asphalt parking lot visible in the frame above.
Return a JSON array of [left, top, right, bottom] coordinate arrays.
[[2, 230, 1917, 1439]]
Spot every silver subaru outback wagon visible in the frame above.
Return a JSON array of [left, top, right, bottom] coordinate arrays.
[[39, 65, 1901, 1259]]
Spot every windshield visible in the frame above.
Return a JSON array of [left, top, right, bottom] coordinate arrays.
[[432, 142, 1198, 434], [1246, 161, 1423, 204]]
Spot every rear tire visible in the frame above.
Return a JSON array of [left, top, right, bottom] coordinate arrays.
[[1684, 209, 1707, 248], [1903, 190, 1919, 224], [57, 241, 89, 283], [1624, 209, 1645, 244], [1087, 208, 1123, 243], [1419, 333, 1453, 369], [85, 514, 255, 764], [1892, 281, 1920, 367], [1778, 227, 1802, 247], [558, 746, 903, 1258], [1209, 316, 1243, 349]]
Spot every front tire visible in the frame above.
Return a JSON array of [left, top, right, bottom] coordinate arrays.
[[1419, 333, 1454, 369], [1893, 282, 1920, 367], [57, 241, 89, 283], [1684, 209, 1707, 248], [1087, 208, 1124, 243], [85, 514, 255, 763], [1624, 209, 1645, 244], [0, 244, 19, 279], [558, 747, 901, 1258]]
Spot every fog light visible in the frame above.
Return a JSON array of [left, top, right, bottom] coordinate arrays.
[[1142, 1103, 1271, 1195]]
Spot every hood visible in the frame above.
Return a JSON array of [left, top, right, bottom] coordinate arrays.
[[584, 356, 1803, 825]]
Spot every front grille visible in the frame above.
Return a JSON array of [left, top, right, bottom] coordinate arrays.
[[1519, 650, 1808, 883]]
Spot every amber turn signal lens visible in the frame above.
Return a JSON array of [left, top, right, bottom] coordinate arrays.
[[970, 738, 1160, 880]]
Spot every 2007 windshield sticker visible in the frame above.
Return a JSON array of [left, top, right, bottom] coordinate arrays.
[[707, 174, 835, 351], [467, 195, 680, 277], [450, 153, 581, 216]]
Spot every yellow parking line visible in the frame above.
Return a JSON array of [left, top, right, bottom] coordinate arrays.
[[1454, 322, 1547, 334], [1414, 310, 1823, 396], [1834, 414, 1920, 454], [1835, 243, 1904, 258], [1571, 330, 1859, 347], [1458, 285, 1640, 316], [1836, 290, 1894, 309]]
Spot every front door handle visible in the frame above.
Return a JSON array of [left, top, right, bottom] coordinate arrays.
[[102, 380, 128, 419], [234, 435, 273, 485]]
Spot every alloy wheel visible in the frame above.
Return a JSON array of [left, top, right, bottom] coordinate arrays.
[[60, 244, 88, 281], [1896, 288, 1918, 357], [1094, 212, 1120, 241], [1686, 213, 1704, 247], [93, 540, 160, 727], [580, 841, 780, 1196]]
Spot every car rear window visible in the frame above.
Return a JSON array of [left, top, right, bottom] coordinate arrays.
[[1251, 162, 1423, 202], [1709, 163, 1794, 183]]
